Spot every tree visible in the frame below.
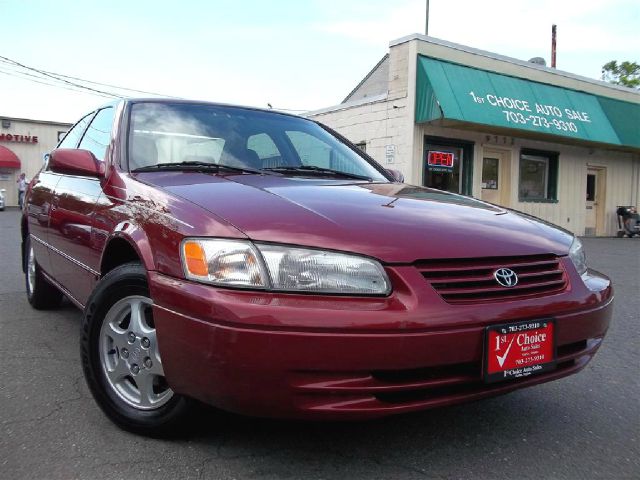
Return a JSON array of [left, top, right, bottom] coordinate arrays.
[[601, 60, 640, 89]]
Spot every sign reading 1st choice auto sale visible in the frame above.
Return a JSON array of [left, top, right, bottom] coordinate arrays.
[[468, 91, 592, 135], [415, 56, 622, 145]]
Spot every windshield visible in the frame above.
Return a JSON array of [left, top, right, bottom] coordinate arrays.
[[127, 102, 389, 182]]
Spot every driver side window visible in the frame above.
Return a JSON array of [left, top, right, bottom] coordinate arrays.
[[78, 107, 115, 162], [57, 113, 93, 149]]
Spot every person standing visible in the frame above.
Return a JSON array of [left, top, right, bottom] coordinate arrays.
[[16, 172, 27, 209]]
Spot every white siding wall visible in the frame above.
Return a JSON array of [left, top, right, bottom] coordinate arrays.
[[512, 144, 638, 236]]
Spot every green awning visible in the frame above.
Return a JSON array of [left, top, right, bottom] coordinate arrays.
[[416, 56, 640, 149]]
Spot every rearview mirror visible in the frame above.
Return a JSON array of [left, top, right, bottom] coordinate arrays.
[[386, 169, 405, 183], [49, 149, 104, 178]]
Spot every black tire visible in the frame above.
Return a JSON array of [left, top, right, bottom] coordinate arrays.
[[24, 236, 63, 309], [80, 262, 192, 436]]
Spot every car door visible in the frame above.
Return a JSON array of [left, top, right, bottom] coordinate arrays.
[[48, 106, 115, 303], [27, 113, 93, 276]]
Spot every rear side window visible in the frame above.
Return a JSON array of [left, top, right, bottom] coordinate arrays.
[[79, 107, 115, 161], [58, 113, 93, 149]]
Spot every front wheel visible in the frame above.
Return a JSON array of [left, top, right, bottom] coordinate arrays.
[[80, 263, 192, 436]]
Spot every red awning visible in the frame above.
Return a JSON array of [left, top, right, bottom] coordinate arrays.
[[0, 145, 21, 169]]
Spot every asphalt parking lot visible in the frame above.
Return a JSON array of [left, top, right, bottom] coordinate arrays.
[[1, 207, 638, 480]]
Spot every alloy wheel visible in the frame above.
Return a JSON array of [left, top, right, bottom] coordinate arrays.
[[98, 296, 173, 410]]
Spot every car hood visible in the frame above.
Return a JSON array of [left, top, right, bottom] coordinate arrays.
[[138, 172, 573, 263]]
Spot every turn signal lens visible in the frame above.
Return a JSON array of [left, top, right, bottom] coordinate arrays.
[[183, 241, 209, 277]]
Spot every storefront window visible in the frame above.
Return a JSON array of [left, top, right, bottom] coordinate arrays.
[[518, 149, 558, 202], [424, 145, 462, 193]]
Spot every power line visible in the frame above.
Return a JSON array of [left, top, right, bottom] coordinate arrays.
[[0, 67, 115, 99], [0, 55, 181, 98], [38, 67, 181, 98], [0, 55, 123, 98], [0, 54, 311, 112], [0, 55, 182, 99]]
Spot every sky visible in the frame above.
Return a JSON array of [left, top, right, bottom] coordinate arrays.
[[0, 0, 638, 123]]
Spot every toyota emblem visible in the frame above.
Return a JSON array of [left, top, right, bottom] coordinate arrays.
[[494, 268, 518, 287]]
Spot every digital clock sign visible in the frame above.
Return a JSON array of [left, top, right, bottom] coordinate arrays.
[[427, 151, 454, 168]]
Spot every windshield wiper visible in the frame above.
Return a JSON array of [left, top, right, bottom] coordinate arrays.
[[132, 161, 265, 175], [263, 165, 372, 181]]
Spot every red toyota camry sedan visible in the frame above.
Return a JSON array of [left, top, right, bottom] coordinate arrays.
[[21, 99, 613, 436]]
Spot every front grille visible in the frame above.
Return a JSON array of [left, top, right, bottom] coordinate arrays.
[[416, 254, 567, 304]]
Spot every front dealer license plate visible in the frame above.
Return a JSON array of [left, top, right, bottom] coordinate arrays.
[[484, 320, 556, 383]]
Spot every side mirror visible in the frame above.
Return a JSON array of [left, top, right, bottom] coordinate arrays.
[[386, 169, 405, 183], [49, 149, 104, 178]]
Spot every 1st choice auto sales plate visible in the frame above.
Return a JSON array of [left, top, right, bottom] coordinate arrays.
[[484, 320, 556, 383]]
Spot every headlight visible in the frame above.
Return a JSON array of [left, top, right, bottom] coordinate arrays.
[[259, 244, 390, 294], [569, 237, 587, 276], [181, 238, 390, 295]]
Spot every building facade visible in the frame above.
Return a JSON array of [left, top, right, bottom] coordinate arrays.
[[0, 116, 71, 207], [308, 35, 640, 236]]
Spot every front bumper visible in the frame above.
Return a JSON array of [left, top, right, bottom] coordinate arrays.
[[149, 262, 613, 420]]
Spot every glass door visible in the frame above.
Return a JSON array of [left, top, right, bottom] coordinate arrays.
[[424, 144, 463, 193]]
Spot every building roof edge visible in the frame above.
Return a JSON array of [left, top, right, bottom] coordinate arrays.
[[0, 115, 73, 127], [390, 33, 640, 99]]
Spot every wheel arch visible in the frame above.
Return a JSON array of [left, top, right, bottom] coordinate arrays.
[[100, 228, 155, 277]]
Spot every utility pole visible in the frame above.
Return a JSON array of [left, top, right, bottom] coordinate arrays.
[[551, 24, 557, 68], [425, 0, 430, 36]]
